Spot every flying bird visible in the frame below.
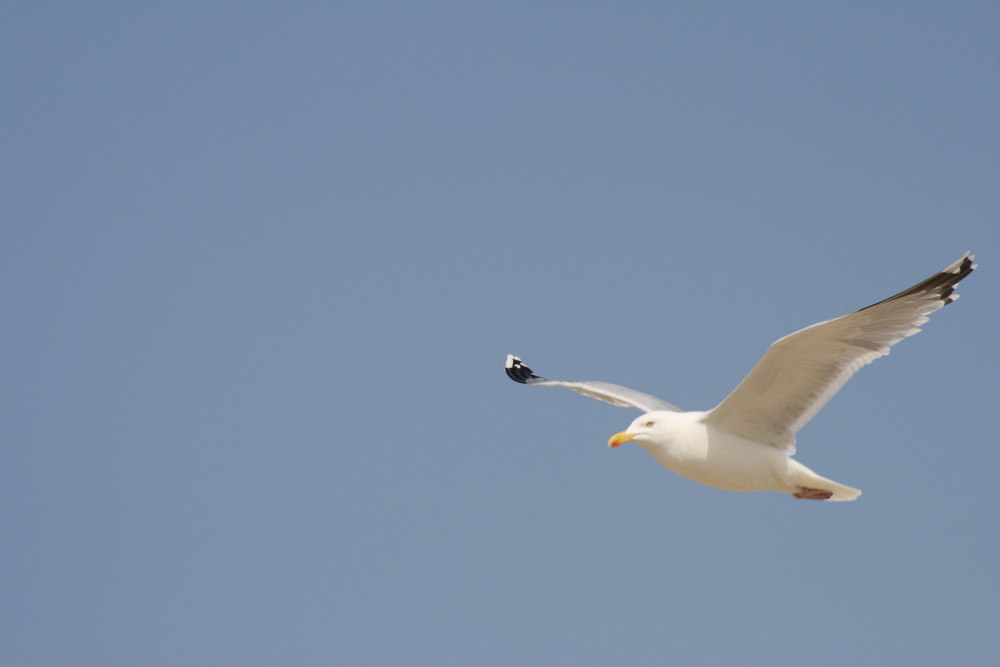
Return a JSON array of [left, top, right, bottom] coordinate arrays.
[[505, 253, 976, 501]]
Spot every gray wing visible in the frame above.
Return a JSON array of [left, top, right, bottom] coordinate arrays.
[[705, 252, 976, 451], [505, 354, 681, 413]]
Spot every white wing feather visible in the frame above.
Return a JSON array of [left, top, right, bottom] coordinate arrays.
[[505, 354, 680, 413], [705, 252, 976, 451]]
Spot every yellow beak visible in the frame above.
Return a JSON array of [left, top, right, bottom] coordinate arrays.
[[607, 431, 636, 448]]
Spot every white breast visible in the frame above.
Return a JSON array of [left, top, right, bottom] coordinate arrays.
[[635, 412, 792, 493]]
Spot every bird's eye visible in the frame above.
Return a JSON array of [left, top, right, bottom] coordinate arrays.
[[644, 421, 655, 427]]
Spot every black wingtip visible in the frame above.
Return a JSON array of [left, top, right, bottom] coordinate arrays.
[[940, 252, 977, 305], [859, 252, 977, 312], [505, 354, 546, 384]]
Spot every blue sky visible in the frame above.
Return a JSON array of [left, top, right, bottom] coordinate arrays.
[[3, 3, 998, 665]]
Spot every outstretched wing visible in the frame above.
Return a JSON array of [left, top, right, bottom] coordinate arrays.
[[705, 252, 976, 450], [505, 354, 680, 413]]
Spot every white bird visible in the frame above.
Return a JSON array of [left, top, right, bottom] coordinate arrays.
[[505, 252, 976, 501]]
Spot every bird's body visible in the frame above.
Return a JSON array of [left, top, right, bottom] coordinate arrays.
[[616, 410, 860, 501], [505, 253, 976, 502]]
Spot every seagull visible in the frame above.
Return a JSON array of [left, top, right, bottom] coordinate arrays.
[[505, 253, 976, 501]]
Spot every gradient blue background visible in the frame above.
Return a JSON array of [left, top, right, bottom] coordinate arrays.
[[3, 3, 998, 665]]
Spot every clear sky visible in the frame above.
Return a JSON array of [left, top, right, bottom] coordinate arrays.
[[3, 3, 998, 665]]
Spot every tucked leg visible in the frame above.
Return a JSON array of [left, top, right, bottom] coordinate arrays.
[[794, 487, 834, 500]]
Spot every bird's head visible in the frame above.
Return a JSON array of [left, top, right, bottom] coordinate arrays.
[[607, 412, 671, 448]]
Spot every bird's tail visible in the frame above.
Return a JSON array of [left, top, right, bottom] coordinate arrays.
[[787, 461, 862, 502], [818, 480, 862, 502]]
